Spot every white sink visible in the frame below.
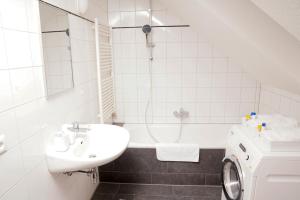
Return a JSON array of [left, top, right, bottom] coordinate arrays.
[[46, 124, 130, 173]]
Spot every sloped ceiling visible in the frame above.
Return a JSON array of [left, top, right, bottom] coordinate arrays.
[[159, 0, 300, 94], [251, 0, 300, 42]]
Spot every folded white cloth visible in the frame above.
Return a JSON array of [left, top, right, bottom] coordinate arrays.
[[155, 143, 200, 162]]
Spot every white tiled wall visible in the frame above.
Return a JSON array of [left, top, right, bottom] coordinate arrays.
[[0, 0, 106, 200], [259, 85, 300, 122], [109, 0, 261, 124]]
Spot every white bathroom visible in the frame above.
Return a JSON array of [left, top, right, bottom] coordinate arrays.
[[1, 0, 300, 200]]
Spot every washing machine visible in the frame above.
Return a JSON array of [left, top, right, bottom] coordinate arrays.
[[221, 125, 300, 200]]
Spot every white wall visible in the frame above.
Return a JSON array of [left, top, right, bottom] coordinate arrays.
[[251, 0, 300, 42], [109, 0, 261, 124], [0, 0, 106, 199]]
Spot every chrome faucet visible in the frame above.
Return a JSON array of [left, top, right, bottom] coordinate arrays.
[[67, 121, 90, 133], [72, 121, 80, 132]]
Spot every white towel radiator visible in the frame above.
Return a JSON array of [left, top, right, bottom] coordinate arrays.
[[94, 18, 115, 123]]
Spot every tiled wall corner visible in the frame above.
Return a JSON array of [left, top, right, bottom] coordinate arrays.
[[259, 85, 300, 121]]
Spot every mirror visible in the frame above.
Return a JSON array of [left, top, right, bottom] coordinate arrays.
[[39, 2, 74, 97]]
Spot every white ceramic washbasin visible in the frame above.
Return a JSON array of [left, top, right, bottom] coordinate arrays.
[[46, 124, 130, 173]]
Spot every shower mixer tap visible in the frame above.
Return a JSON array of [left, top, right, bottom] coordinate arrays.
[[173, 108, 189, 119]]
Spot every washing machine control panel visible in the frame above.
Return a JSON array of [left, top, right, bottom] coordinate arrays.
[[228, 126, 262, 170]]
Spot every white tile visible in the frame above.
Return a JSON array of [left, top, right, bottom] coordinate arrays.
[[225, 102, 240, 117], [182, 73, 197, 87], [10, 68, 36, 105], [0, 0, 28, 31], [241, 88, 257, 102], [182, 29, 198, 42], [226, 88, 241, 102], [197, 73, 212, 87], [211, 88, 227, 102], [135, 11, 149, 26], [152, 59, 166, 74], [182, 43, 197, 58], [166, 28, 181, 42], [166, 74, 181, 87], [0, 147, 24, 197], [198, 58, 212, 73], [196, 88, 211, 102], [152, 28, 166, 42], [120, 29, 136, 43], [29, 33, 43, 66], [0, 177, 29, 200], [120, 59, 136, 74], [112, 29, 121, 43], [211, 102, 225, 116], [0, 110, 18, 150], [136, 59, 148, 74], [241, 73, 258, 87], [120, 0, 135, 11], [15, 101, 42, 141], [120, 12, 135, 26], [182, 88, 196, 102], [198, 43, 212, 57], [21, 133, 44, 173], [239, 102, 255, 115], [0, 28, 7, 68], [121, 43, 136, 58], [135, 0, 150, 11], [196, 103, 211, 116], [0, 70, 13, 111], [166, 59, 181, 73], [4, 30, 32, 68], [153, 43, 166, 58], [213, 58, 228, 73], [166, 88, 181, 102], [279, 97, 292, 116], [227, 73, 242, 87], [32, 67, 45, 99], [124, 102, 138, 116], [123, 87, 137, 102], [228, 60, 243, 73], [136, 43, 148, 59], [152, 74, 166, 87], [153, 88, 167, 102], [212, 73, 227, 87], [166, 43, 181, 58], [182, 59, 197, 73], [109, 11, 121, 26], [26, 0, 41, 33]]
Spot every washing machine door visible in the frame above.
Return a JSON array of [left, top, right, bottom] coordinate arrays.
[[221, 155, 244, 200]]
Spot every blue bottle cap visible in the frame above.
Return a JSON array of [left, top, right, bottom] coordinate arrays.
[[262, 122, 266, 127], [250, 112, 256, 116]]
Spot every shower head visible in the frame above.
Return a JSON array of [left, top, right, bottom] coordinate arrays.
[[142, 24, 152, 35]]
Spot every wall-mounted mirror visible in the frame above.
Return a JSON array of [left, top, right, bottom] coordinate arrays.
[[39, 2, 74, 97]]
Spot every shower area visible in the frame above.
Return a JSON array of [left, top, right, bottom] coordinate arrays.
[[93, 0, 260, 199], [109, 0, 260, 147]]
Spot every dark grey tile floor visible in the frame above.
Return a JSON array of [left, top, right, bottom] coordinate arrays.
[[92, 149, 223, 200], [92, 183, 222, 200]]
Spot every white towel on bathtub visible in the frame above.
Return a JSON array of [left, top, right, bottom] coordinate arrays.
[[155, 143, 199, 162]]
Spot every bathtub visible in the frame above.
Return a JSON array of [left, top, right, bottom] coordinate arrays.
[[124, 123, 234, 149]]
